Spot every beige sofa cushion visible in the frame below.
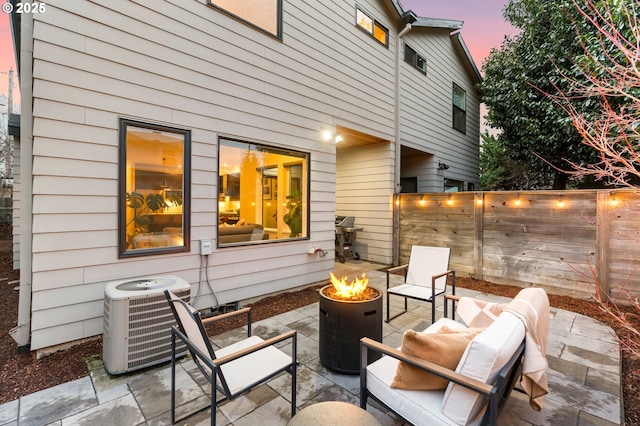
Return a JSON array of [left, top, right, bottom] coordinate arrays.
[[442, 311, 525, 424], [391, 327, 482, 390]]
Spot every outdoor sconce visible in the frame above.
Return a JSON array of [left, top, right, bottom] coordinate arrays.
[[438, 162, 450, 170], [446, 195, 454, 206], [557, 197, 565, 208], [419, 196, 426, 206], [334, 135, 344, 143]]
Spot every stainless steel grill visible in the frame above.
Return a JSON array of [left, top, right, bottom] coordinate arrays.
[[335, 216, 362, 263]]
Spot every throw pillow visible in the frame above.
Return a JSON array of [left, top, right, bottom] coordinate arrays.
[[390, 327, 482, 390]]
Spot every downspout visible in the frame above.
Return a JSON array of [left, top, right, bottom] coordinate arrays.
[[392, 22, 412, 266], [10, 13, 33, 352]]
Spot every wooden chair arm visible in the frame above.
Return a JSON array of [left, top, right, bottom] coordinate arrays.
[[432, 269, 455, 280], [445, 294, 461, 302], [386, 264, 408, 274], [214, 330, 297, 366], [360, 337, 493, 396], [201, 307, 251, 325]]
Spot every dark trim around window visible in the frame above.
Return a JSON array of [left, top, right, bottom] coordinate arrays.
[[118, 118, 191, 258], [355, 6, 389, 48], [404, 43, 426, 75]]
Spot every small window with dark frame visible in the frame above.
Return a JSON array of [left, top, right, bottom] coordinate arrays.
[[119, 119, 191, 257], [356, 7, 389, 47], [452, 84, 467, 133], [208, 0, 282, 38], [404, 44, 427, 75]]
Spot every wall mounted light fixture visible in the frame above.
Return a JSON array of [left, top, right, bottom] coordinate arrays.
[[438, 162, 450, 170]]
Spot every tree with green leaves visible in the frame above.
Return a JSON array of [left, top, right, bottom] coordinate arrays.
[[481, 0, 602, 189]]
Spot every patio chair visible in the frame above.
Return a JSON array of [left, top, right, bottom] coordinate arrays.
[[360, 297, 528, 425], [164, 290, 297, 425], [386, 245, 456, 324]]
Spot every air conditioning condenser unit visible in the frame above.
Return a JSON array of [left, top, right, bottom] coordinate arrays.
[[103, 275, 191, 375]]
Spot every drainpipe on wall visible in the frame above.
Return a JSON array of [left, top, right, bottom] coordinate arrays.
[[392, 19, 413, 266], [10, 13, 33, 352]]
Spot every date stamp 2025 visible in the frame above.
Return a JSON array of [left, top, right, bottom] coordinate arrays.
[[3, 2, 46, 14]]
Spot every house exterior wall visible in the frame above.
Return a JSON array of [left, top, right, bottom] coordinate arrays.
[[399, 28, 481, 192], [336, 143, 395, 264], [23, 0, 404, 350]]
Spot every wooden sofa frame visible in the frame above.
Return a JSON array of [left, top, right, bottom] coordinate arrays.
[[359, 333, 525, 425]]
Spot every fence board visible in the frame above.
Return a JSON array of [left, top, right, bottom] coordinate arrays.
[[398, 189, 640, 301]]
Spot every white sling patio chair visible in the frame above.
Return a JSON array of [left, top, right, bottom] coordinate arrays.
[[164, 290, 297, 425], [386, 245, 456, 324]]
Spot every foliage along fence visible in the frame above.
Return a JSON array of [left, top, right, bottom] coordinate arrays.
[[398, 190, 640, 301]]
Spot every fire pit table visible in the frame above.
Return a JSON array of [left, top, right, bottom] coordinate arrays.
[[319, 274, 382, 374]]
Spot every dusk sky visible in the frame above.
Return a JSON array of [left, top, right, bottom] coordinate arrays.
[[0, 1, 516, 114]]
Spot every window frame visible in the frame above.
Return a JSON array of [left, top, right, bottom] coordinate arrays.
[[118, 119, 191, 258], [207, 0, 283, 39], [404, 43, 427, 75], [355, 7, 389, 48], [452, 83, 467, 134], [217, 137, 310, 248]]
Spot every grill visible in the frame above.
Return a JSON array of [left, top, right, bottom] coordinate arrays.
[[335, 216, 362, 263], [319, 285, 382, 374]]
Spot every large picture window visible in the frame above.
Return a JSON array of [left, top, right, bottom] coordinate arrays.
[[119, 119, 191, 257], [208, 0, 282, 38], [218, 138, 309, 246]]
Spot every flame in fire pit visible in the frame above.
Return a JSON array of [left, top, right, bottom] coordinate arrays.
[[329, 272, 369, 299]]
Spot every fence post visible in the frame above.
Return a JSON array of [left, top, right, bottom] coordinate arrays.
[[473, 192, 484, 280], [596, 191, 611, 299]]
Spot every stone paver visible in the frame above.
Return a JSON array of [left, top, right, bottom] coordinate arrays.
[[0, 263, 623, 425]]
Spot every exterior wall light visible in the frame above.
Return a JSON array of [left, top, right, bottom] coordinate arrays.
[[438, 162, 449, 170]]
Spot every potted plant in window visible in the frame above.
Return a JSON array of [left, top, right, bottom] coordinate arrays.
[[283, 188, 302, 237], [126, 191, 182, 236]]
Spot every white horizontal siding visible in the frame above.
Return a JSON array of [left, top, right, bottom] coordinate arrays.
[[27, 0, 406, 349], [336, 143, 394, 264], [399, 28, 480, 191]]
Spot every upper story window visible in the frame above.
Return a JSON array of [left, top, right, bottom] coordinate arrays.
[[356, 7, 388, 47], [218, 138, 309, 247], [453, 84, 467, 133], [404, 44, 426, 75], [208, 0, 282, 38], [119, 119, 191, 257]]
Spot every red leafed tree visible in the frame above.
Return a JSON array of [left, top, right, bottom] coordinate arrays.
[[552, 0, 640, 359], [554, 0, 640, 189]]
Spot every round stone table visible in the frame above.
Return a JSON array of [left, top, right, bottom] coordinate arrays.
[[287, 401, 381, 426]]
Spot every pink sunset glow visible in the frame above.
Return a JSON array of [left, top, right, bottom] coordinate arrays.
[[401, 0, 518, 70]]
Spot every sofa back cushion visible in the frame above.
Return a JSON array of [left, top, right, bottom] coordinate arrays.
[[441, 311, 525, 425]]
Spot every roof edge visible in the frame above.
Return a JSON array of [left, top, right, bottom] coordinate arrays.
[[451, 32, 482, 84]]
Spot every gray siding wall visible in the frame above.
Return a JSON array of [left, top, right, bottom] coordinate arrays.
[[26, 0, 398, 349], [399, 28, 480, 192], [336, 143, 395, 264]]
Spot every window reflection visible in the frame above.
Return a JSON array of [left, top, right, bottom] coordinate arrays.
[[218, 138, 308, 246], [119, 120, 190, 257]]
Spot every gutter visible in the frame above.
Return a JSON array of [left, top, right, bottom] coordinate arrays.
[[9, 12, 33, 352], [392, 20, 413, 266]]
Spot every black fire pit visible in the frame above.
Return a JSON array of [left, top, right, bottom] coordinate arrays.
[[319, 285, 382, 374]]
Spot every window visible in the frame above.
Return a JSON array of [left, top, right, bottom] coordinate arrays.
[[444, 178, 463, 192], [119, 119, 191, 257], [404, 44, 426, 75], [218, 138, 309, 246], [208, 0, 282, 38], [356, 7, 388, 47], [453, 84, 466, 133]]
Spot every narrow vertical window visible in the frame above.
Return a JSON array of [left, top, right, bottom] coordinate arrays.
[[119, 119, 191, 257], [453, 84, 467, 133]]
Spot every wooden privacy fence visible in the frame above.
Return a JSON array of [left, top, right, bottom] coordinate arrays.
[[398, 190, 640, 301]]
